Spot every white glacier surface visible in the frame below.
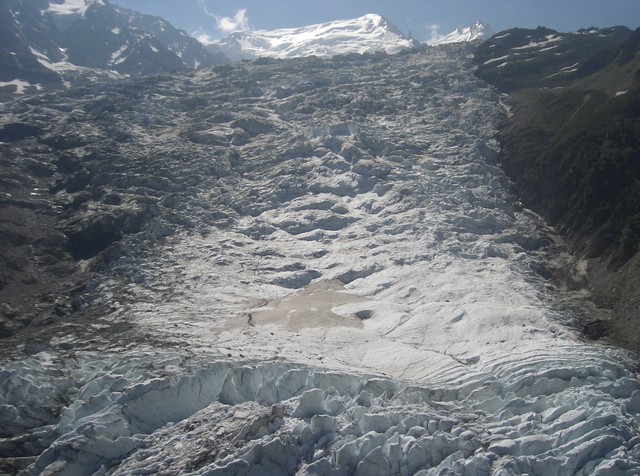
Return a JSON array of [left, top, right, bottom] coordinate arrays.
[[1, 44, 640, 475]]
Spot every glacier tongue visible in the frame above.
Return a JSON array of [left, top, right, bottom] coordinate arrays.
[[2, 45, 640, 474]]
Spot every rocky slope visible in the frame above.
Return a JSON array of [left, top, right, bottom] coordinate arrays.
[[0, 0, 228, 97], [475, 26, 640, 351], [1, 43, 640, 475]]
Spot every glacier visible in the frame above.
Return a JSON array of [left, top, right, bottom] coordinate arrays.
[[1, 42, 640, 475]]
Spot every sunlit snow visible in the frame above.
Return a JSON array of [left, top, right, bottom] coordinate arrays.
[[428, 21, 493, 46], [0, 79, 41, 94], [45, 0, 104, 17], [213, 14, 414, 60]]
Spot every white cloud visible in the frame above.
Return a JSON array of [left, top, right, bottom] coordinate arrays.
[[425, 23, 444, 44], [195, 1, 250, 41], [192, 27, 216, 46], [215, 8, 250, 34]]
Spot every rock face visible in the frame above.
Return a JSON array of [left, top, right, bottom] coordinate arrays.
[[1, 42, 640, 475], [475, 26, 640, 351], [0, 0, 229, 95]]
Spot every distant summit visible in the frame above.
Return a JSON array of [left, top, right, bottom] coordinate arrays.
[[206, 14, 417, 61], [205, 16, 495, 62], [429, 21, 494, 45]]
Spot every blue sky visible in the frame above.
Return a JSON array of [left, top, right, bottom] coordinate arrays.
[[112, 0, 640, 42]]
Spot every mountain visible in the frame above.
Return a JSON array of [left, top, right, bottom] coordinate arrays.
[[475, 26, 640, 349], [429, 21, 494, 45], [2, 41, 640, 474], [475, 25, 633, 92], [0, 0, 229, 95], [208, 14, 417, 61]]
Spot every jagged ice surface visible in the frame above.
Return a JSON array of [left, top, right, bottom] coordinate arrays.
[[2, 45, 640, 475]]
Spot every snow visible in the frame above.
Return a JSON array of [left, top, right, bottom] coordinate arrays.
[[111, 27, 120, 35], [428, 21, 494, 45], [573, 28, 600, 35], [0, 79, 41, 94], [212, 14, 414, 60], [30, 46, 90, 72], [546, 62, 580, 79], [110, 45, 128, 64], [561, 62, 580, 71], [483, 54, 510, 65], [512, 34, 562, 51], [45, 0, 104, 17]]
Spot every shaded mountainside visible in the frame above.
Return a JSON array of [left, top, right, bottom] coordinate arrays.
[[0, 0, 228, 96], [475, 26, 640, 350]]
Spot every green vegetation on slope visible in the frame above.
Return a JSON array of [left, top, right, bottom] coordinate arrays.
[[476, 27, 640, 268]]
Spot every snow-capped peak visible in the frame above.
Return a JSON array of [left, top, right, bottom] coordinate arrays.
[[428, 21, 494, 45], [46, 0, 105, 17], [209, 13, 415, 61]]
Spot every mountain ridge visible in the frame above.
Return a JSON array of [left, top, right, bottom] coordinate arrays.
[[0, 0, 229, 95], [205, 14, 493, 62], [429, 21, 494, 45], [208, 13, 418, 62]]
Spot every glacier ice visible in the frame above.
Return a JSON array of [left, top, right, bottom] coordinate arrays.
[[1, 44, 640, 474], [2, 351, 640, 474]]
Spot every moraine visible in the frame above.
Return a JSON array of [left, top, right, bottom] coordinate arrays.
[[1, 44, 640, 475]]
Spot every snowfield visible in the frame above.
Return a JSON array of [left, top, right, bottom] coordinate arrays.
[[45, 0, 104, 17], [2, 44, 640, 475], [212, 14, 415, 61]]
